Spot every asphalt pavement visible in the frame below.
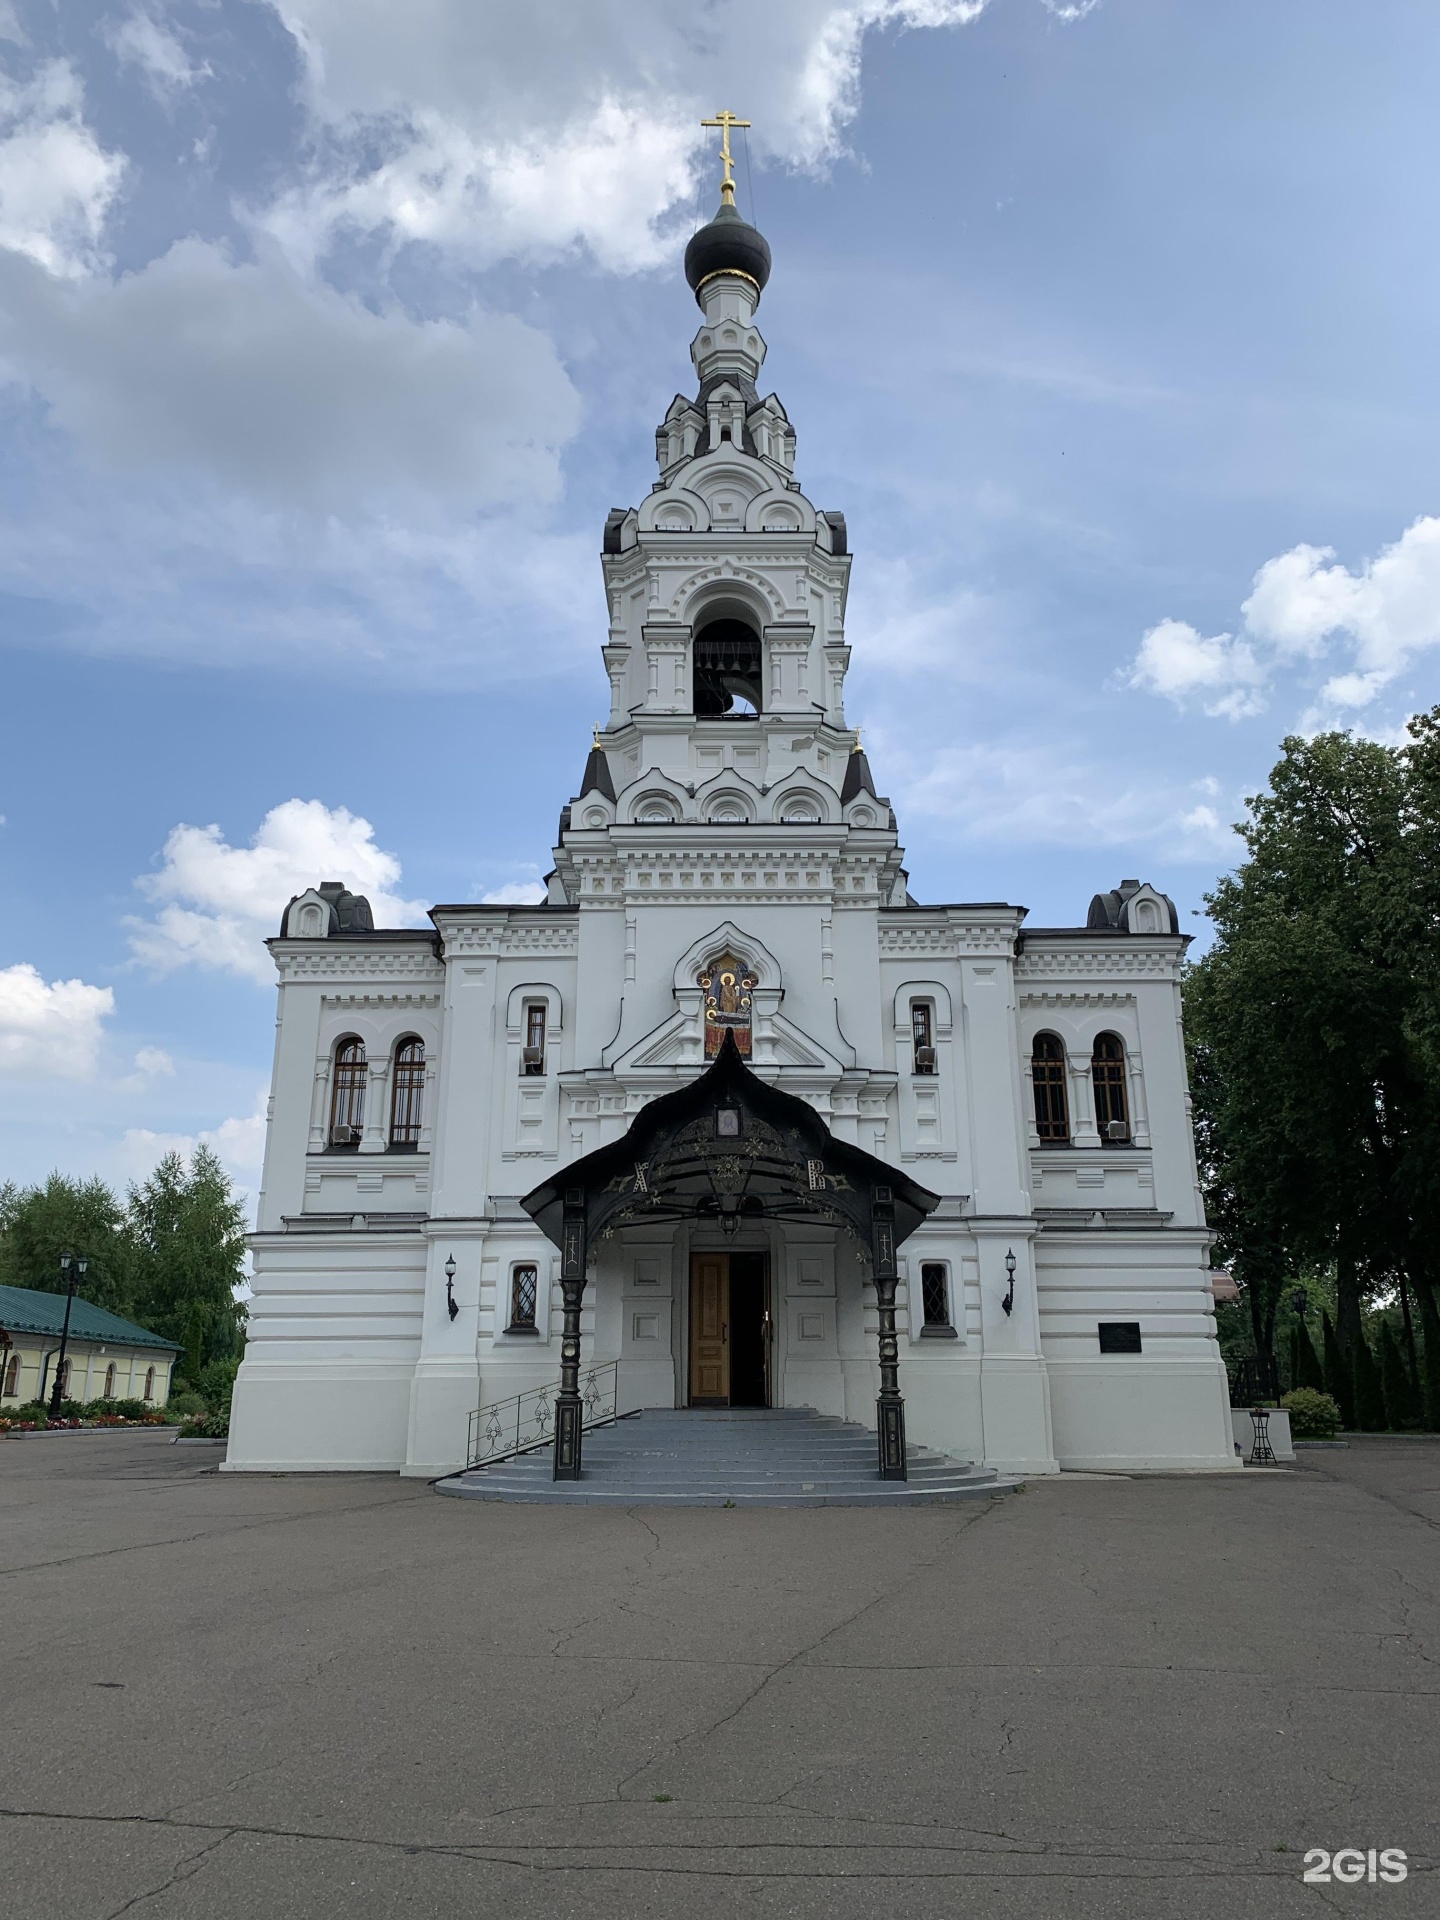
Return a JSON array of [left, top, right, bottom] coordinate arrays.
[[1, 1428, 1436, 1918]]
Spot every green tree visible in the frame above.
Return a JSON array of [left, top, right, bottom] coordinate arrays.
[[127, 1146, 247, 1380], [1322, 1313, 1355, 1430], [1293, 1316, 1325, 1393], [1186, 719, 1440, 1426], [0, 1174, 136, 1312], [1352, 1331, 1388, 1432], [1378, 1319, 1419, 1430]]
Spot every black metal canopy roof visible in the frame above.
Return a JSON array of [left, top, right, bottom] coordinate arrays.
[[522, 1032, 939, 1259]]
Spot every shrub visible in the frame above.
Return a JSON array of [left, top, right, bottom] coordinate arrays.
[[167, 1391, 206, 1416], [1282, 1388, 1342, 1439], [179, 1410, 229, 1439], [196, 1358, 240, 1412]]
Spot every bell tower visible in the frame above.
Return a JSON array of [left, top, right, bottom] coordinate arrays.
[[551, 114, 902, 904]]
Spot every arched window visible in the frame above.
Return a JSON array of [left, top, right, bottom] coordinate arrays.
[[143, 1366, 155, 1402], [1093, 1033, 1130, 1142], [104, 1362, 116, 1399], [329, 1039, 367, 1146], [389, 1038, 425, 1148], [58, 1358, 72, 1399], [1032, 1033, 1070, 1143], [3, 1353, 18, 1397], [522, 1005, 547, 1076], [508, 1264, 539, 1333], [911, 1001, 936, 1074], [693, 617, 763, 716]]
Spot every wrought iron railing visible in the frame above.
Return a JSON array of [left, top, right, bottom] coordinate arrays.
[[1228, 1353, 1283, 1407], [465, 1361, 619, 1470]]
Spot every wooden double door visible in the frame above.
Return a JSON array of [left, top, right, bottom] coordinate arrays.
[[688, 1251, 771, 1407]]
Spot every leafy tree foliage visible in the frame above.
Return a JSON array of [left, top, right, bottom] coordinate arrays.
[[0, 1149, 247, 1380], [127, 1147, 247, 1379], [1186, 716, 1440, 1425], [0, 1174, 135, 1311]]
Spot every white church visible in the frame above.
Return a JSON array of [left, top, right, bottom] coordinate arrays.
[[227, 131, 1237, 1485]]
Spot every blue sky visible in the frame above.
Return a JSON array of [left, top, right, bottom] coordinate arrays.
[[2, 0, 1439, 1205]]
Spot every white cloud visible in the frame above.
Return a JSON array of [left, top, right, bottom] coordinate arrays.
[[118, 1089, 269, 1217], [0, 962, 115, 1078], [0, 238, 579, 513], [133, 1045, 175, 1077], [105, 9, 211, 95], [481, 882, 547, 906], [260, 1, 995, 272], [0, 59, 125, 276], [1134, 516, 1440, 722], [1126, 617, 1266, 721], [890, 734, 1239, 858], [127, 798, 427, 984]]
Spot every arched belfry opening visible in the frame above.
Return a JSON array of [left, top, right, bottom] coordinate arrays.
[[693, 616, 763, 716]]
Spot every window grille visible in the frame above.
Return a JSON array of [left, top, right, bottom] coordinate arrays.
[[523, 1005, 547, 1076], [920, 1263, 951, 1328], [1093, 1033, 1130, 1141], [329, 1039, 367, 1145], [509, 1264, 539, 1332], [3, 1354, 19, 1397], [104, 1362, 116, 1399], [911, 1001, 936, 1074], [144, 1366, 155, 1402], [1032, 1033, 1070, 1142], [390, 1038, 425, 1147]]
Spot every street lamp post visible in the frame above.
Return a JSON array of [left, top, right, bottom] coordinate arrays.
[[47, 1250, 88, 1418]]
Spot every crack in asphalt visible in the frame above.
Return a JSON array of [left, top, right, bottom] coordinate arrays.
[[8, 1806, 1426, 1883]]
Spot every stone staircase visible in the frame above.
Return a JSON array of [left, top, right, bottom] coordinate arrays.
[[436, 1406, 1009, 1507]]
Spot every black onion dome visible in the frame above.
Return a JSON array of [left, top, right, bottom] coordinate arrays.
[[683, 201, 772, 299]]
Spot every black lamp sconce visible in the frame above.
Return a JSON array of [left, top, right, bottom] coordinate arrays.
[[444, 1255, 459, 1322], [1002, 1247, 1017, 1317]]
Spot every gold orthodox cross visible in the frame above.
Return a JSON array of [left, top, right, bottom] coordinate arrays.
[[701, 109, 750, 207]]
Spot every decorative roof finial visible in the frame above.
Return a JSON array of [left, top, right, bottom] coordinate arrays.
[[701, 108, 750, 209]]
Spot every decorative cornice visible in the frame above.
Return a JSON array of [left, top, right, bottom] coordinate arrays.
[[320, 991, 442, 1009], [276, 950, 445, 983], [1015, 948, 1180, 981], [1019, 990, 1136, 1010]]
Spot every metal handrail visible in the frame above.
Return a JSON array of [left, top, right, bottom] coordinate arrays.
[[465, 1360, 619, 1470]]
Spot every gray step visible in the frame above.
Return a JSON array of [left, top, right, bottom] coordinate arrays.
[[437, 1406, 1011, 1508]]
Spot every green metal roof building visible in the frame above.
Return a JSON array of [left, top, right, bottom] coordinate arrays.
[[0, 1284, 182, 1409]]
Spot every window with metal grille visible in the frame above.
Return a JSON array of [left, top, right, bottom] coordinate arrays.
[[920, 1263, 951, 1328], [104, 1362, 116, 1399], [144, 1366, 155, 1401], [509, 1264, 539, 1332], [389, 1037, 425, 1148], [3, 1353, 18, 1397], [523, 1005, 546, 1076], [1093, 1033, 1130, 1141], [911, 1000, 936, 1074], [329, 1038, 367, 1145], [1032, 1033, 1070, 1142]]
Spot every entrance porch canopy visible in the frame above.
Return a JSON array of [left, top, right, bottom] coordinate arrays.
[[522, 1034, 939, 1483], [522, 1030, 940, 1255]]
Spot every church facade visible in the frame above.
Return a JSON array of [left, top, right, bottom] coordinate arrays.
[[227, 174, 1236, 1481]]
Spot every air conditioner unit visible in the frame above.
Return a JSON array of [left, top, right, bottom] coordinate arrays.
[[913, 1045, 937, 1073], [1106, 1119, 1129, 1141], [521, 1046, 545, 1071], [331, 1124, 356, 1145]]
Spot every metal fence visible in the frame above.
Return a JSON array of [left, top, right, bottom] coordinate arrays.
[[1228, 1353, 1283, 1407], [465, 1361, 619, 1470]]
